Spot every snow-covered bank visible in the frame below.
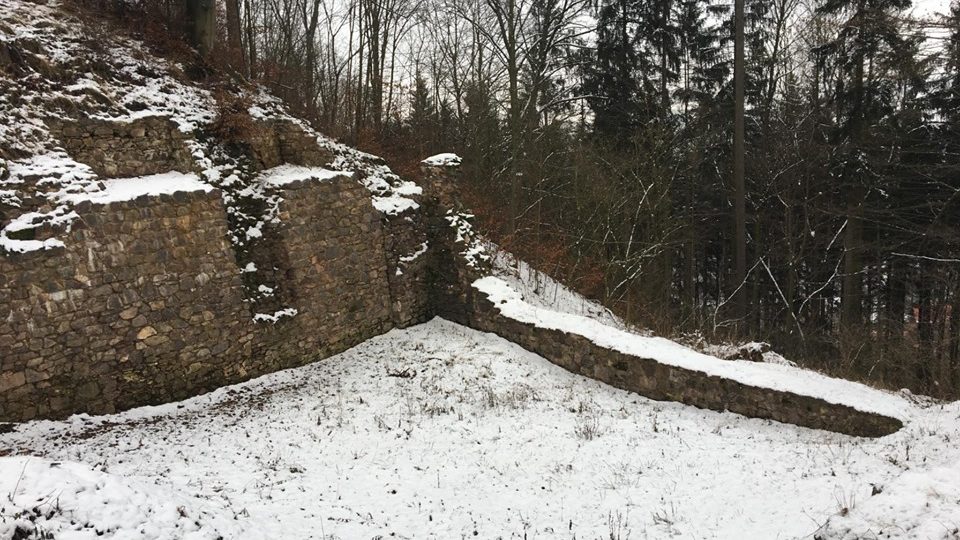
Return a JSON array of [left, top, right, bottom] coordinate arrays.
[[2, 319, 957, 539]]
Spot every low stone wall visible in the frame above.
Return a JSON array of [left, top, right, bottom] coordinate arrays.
[[467, 291, 903, 437], [48, 117, 195, 177]]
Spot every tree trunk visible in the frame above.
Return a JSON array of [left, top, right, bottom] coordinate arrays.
[[949, 278, 960, 393], [732, 0, 747, 329], [917, 269, 933, 389], [185, 0, 216, 56], [886, 256, 906, 339], [841, 201, 863, 328], [225, 0, 244, 71], [841, 34, 866, 330], [244, 0, 256, 76]]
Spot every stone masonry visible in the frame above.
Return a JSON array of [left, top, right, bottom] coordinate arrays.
[[466, 291, 903, 438], [0, 170, 418, 421], [47, 117, 196, 177], [0, 189, 250, 419], [252, 174, 395, 369], [248, 120, 334, 169], [0, 143, 905, 437]]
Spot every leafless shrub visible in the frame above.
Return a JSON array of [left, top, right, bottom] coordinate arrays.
[[607, 511, 630, 540], [575, 413, 603, 441]]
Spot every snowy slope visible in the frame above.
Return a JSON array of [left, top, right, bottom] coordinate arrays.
[[489, 245, 627, 329], [2, 319, 958, 539]]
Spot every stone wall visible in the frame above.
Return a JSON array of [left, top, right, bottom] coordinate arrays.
[[382, 207, 433, 328], [0, 150, 905, 438], [466, 291, 903, 437], [47, 117, 195, 177], [0, 173, 414, 422], [0, 189, 251, 419], [254, 174, 394, 367], [0, 106, 450, 422], [248, 120, 333, 169]]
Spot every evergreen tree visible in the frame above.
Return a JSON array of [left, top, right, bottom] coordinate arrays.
[[582, 0, 651, 143], [642, 0, 682, 117], [675, 0, 722, 119], [816, 0, 912, 328], [934, 2, 960, 128], [408, 72, 437, 155]]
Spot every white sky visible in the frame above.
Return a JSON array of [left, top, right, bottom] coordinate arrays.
[[913, 0, 952, 16]]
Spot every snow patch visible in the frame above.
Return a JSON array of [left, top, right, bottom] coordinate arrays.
[[252, 307, 298, 323], [490, 246, 625, 328], [59, 172, 213, 205], [422, 153, 462, 167], [372, 195, 419, 215], [399, 241, 429, 263], [0, 236, 65, 254], [258, 164, 350, 187]]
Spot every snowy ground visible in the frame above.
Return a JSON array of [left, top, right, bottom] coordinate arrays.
[[1, 317, 959, 540], [489, 245, 626, 329]]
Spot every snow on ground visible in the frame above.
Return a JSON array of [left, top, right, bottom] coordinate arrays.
[[0, 456, 245, 540], [489, 246, 626, 329], [1, 318, 958, 539]]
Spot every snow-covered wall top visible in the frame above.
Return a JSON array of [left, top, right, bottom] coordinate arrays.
[[470, 276, 908, 436]]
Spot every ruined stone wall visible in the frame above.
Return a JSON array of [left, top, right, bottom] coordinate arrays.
[[47, 117, 195, 177], [467, 292, 903, 437], [382, 208, 433, 328], [248, 120, 333, 169], [1, 104, 471, 423], [1, 149, 903, 437], [253, 175, 394, 367], [0, 173, 432, 422], [0, 190, 252, 420]]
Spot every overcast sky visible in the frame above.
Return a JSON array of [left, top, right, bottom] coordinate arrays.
[[914, 0, 952, 16]]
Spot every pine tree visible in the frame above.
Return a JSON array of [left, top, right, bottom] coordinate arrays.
[[675, 0, 721, 119], [408, 72, 437, 156], [582, 0, 651, 143], [642, 0, 681, 117], [816, 0, 912, 329], [934, 2, 960, 128]]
